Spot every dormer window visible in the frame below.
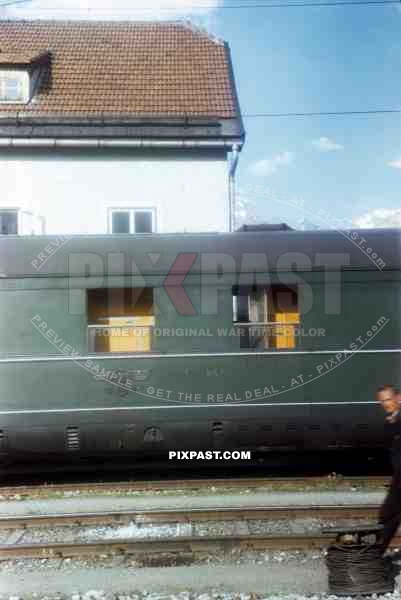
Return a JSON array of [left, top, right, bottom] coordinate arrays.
[[0, 70, 29, 103], [0, 51, 50, 104]]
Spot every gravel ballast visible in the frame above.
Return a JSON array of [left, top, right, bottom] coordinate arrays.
[[1, 562, 401, 598], [0, 485, 394, 599]]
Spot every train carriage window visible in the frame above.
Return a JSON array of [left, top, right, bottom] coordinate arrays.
[[87, 288, 155, 353], [233, 285, 300, 350]]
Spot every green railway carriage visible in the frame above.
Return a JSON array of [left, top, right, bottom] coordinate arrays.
[[0, 227, 400, 463]]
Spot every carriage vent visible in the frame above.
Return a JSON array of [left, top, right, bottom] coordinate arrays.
[[212, 422, 224, 434], [237, 223, 294, 232], [66, 427, 80, 452], [0, 430, 4, 449], [356, 423, 369, 431], [144, 427, 164, 443]]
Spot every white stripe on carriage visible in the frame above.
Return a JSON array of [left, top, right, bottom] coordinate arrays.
[[0, 348, 400, 363], [0, 401, 376, 415]]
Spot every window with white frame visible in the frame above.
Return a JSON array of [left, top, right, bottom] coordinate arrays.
[[0, 71, 29, 103], [0, 210, 18, 234], [109, 209, 155, 234]]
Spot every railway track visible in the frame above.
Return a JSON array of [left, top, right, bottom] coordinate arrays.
[[0, 475, 390, 497], [0, 503, 382, 529], [0, 532, 359, 560], [0, 502, 390, 560], [1, 531, 400, 561]]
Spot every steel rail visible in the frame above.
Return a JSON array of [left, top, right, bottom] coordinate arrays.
[[0, 476, 389, 497], [0, 504, 382, 529], [1, 532, 400, 560]]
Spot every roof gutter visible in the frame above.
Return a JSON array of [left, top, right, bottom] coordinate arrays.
[[228, 143, 241, 232], [0, 138, 243, 149]]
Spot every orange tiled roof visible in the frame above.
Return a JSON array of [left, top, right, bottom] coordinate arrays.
[[0, 50, 49, 66], [0, 20, 240, 119]]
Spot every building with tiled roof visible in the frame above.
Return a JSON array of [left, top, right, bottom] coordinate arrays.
[[0, 20, 244, 235]]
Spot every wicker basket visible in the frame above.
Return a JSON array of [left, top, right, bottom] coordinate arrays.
[[326, 543, 395, 596]]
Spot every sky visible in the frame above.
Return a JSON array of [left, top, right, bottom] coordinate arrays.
[[3, 0, 401, 230]]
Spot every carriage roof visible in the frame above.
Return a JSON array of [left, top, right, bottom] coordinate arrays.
[[0, 228, 399, 277]]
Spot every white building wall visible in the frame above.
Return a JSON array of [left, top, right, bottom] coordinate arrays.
[[0, 149, 229, 235], [18, 209, 44, 235]]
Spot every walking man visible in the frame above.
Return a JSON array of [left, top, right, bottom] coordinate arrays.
[[377, 384, 401, 555]]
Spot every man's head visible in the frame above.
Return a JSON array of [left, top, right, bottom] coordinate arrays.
[[377, 384, 400, 415]]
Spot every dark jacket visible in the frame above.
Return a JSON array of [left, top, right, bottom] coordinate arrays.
[[385, 410, 401, 481]]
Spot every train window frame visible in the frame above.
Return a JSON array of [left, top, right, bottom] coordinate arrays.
[[86, 287, 155, 354], [232, 284, 300, 351]]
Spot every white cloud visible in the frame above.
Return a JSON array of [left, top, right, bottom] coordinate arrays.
[[388, 157, 401, 169], [248, 151, 293, 177], [312, 137, 343, 152], [3, 0, 221, 20], [235, 192, 257, 227], [353, 208, 401, 229]]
